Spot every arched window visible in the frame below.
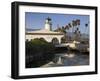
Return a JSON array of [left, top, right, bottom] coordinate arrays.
[[26, 39, 28, 41], [61, 37, 66, 43], [39, 38, 47, 42], [52, 38, 59, 45], [30, 39, 33, 41]]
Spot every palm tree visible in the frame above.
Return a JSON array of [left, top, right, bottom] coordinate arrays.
[[74, 27, 81, 41], [72, 20, 75, 33], [76, 19, 80, 30], [74, 19, 80, 41], [77, 19, 80, 25], [85, 23, 88, 34], [64, 25, 70, 42], [68, 23, 72, 33], [55, 25, 67, 43], [72, 20, 79, 40], [65, 25, 69, 32]]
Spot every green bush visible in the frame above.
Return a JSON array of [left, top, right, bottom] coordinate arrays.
[[26, 38, 55, 54], [25, 38, 55, 68]]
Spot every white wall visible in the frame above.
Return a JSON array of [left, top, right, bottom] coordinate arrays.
[[0, 0, 99, 81], [26, 34, 64, 43]]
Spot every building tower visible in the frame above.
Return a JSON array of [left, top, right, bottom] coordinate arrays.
[[45, 17, 52, 31]]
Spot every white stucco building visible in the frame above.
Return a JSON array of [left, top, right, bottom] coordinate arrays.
[[26, 17, 64, 44]]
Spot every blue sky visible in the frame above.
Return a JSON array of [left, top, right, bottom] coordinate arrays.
[[25, 12, 89, 34]]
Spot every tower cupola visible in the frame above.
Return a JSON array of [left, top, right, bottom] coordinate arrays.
[[45, 17, 52, 31]]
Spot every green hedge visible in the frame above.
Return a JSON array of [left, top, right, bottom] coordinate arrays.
[[25, 38, 55, 68]]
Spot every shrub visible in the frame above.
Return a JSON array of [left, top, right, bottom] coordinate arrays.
[[25, 38, 55, 68]]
